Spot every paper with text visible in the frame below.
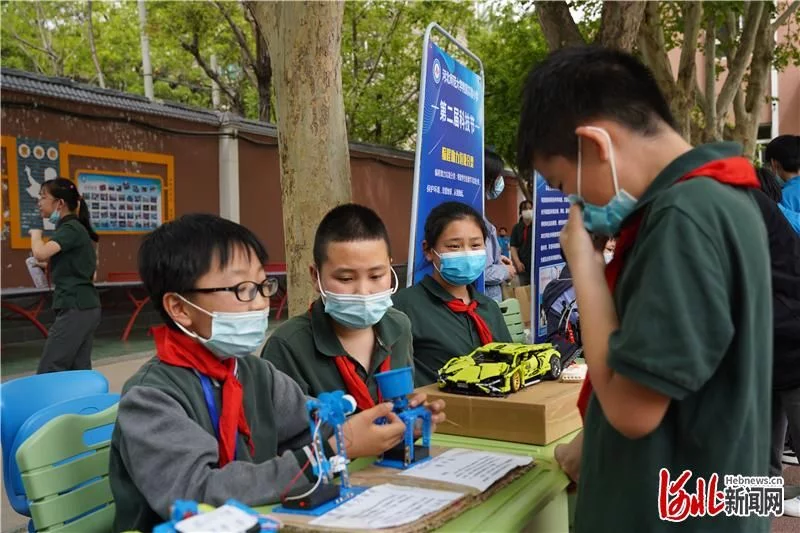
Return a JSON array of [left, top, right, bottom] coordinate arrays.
[[309, 484, 464, 530], [399, 448, 533, 492]]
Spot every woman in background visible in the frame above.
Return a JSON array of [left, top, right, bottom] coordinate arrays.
[[30, 177, 101, 373]]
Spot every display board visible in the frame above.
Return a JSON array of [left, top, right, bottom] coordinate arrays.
[[406, 23, 485, 290], [76, 171, 163, 233], [530, 174, 570, 342]]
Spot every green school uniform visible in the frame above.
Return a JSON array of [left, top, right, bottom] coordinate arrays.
[[262, 299, 414, 404], [392, 275, 513, 386], [575, 143, 772, 533], [49, 216, 99, 309]]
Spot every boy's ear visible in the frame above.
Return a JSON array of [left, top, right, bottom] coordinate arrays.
[[575, 125, 612, 163], [422, 240, 433, 263], [309, 263, 321, 294], [163, 293, 193, 329]]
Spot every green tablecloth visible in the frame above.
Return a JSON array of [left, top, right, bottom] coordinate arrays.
[[259, 430, 579, 532]]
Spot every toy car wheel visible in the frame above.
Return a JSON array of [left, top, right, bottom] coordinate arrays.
[[547, 355, 562, 380], [511, 371, 522, 392]]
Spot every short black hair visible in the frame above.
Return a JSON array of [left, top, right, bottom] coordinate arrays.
[[765, 135, 800, 173], [485, 148, 505, 184], [138, 213, 268, 328], [424, 201, 487, 248], [756, 166, 783, 203], [516, 46, 676, 177], [519, 200, 532, 214], [313, 203, 391, 266]]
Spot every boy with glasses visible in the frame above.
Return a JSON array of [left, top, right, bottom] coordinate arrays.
[[110, 214, 410, 532]]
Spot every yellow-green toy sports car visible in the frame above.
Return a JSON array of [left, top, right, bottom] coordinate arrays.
[[437, 342, 563, 396]]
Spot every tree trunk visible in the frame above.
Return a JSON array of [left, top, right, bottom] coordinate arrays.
[[251, 1, 352, 316], [535, 1, 585, 50], [597, 1, 646, 51], [672, 2, 702, 141], [86, 1, 105, 88], [738, 8, 774, 158]]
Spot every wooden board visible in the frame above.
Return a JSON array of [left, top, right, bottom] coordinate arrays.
[[270, 446, 535, 533]]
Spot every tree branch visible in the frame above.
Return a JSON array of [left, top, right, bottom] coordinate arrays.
[[638, 2, 675, 100], [676, 2, 702, 96], [359, 4, 404, 91], [703, 21, 717, 136], [773, 0, 800, 30], [535, 1, 585, 50], [214, 0, 257, 71], [597, 1, 646, 51], [86, 0, 106, 88], [716, 1, 765, 117], [180, 33, 241, 111]]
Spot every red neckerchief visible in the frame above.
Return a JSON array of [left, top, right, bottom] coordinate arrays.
[[334, 356, 391, 411], [153, 325, 254, 466], [577, 156, 760, 419], [446, 299, 494, 345]]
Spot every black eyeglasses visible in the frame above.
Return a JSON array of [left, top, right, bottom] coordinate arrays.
[[186, 278, 279, 303]]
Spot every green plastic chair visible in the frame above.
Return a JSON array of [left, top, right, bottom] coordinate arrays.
[[500, 298, 528, 343], [16, 404, 118, 533]]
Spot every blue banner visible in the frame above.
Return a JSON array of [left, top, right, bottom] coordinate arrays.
[[531, 174, 569, 342], [408, 36, 484, 289]]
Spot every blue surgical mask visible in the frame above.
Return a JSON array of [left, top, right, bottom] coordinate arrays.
[[486, 176, 505, 200], [318, 268, 398, 329], [567, 127, 638, 237], [49, 210, 61, 225], [434, 249, 486, 286], [175, 295, 269, 359]]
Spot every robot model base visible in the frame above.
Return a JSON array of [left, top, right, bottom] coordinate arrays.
[[273, 391, 365, 516], [373, 367, 433, 470]]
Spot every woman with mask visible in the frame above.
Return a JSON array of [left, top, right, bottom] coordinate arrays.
[[30, 177, 101, 373], [393, 201, 513, 386], [262, 204, 446, 422]]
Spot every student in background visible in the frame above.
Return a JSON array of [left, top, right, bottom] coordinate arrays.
[[510, 200, 533, 286], [765, 134, 800, 213], [760, 158, 800, 235], [30, 177, 100, 373], [484, 148, 516, 302], [110, 214, 409, 531], [497, 226, 510, 257], [394, 202, 512, 385], [517, 46, 771, 532], [753, 167, 800, 517], [262, 204, 445, 422]]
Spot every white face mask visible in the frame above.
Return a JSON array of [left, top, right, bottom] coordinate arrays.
[[174, 295, 269, 359], [318, 268, 398, 329], [603, 251, 614, 264], [521, 209, 533, 223]]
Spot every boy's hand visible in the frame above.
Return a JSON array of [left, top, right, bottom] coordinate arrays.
[[554, 430, 583, 483], [335, 402, 405, 458], [409, 392, 446, 437], [560, 205, 602, 270], [29, 229, 43, 239]]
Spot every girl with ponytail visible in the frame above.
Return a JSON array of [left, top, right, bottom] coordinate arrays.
[[30, 177, 101, 373]]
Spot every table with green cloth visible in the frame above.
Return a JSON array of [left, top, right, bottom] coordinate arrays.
[[257, 430, 580, 532]]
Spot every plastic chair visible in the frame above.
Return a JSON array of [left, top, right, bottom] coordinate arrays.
[[1, 371, 109, 515], [16, 402, 119, 533], [8, 394, 121, 518], [499, 298, 528, 344]]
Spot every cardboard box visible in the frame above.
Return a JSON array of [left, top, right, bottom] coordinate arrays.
[[514, 285, 532, 326], [419, 381, 582, 446]]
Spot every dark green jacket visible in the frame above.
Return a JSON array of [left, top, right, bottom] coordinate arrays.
[[393, 275, 512, 386], [49, 216, 99, 309], [262, 299, 414, 404]]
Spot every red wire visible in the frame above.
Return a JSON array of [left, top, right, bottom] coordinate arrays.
[[280, 457, 311, 503]]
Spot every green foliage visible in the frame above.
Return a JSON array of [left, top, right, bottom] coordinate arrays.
[[469, 3, 548, 169]]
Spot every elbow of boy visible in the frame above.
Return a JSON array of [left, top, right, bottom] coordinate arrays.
[[605, 405, 664, 440]]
